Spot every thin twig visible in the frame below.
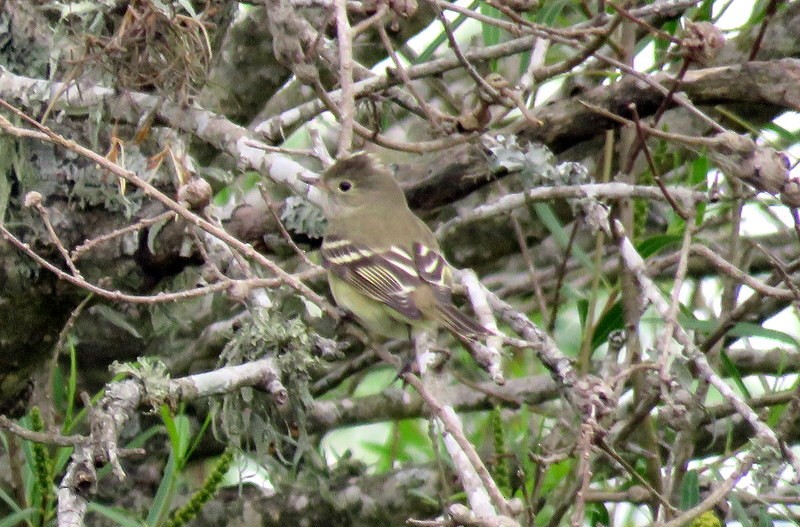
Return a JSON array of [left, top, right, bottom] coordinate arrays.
[[655, 225, 694, 372], [529, 12, 624, 83], [606, 0, 682, 44], [629, 104, 691, 219], [240, 139, 320, 159], [547, 220, 579, 334], [0, 98, 337, 318], [30, 200, 82, 277], [0, 416, 85, 447], [71, 211, 177, 260], [614, 219, 800, 474], [377, 24, 448, 133], [312, 81, 479, 152], [436, 183, 708, 237], [657, 454, 755, 527], [599, 441, 677, 513], [258, 184, 317, 267], [334, 0, 355, 155], [428, 0, 502, 103], [397, 364, 514, 517], [692, 244, 797, 300], [750, 242, 800, 300], [748, 0, 780, 61], [510, 211, 549, 327], [352, 4, 389, 35], [1, 222, 323, 303]]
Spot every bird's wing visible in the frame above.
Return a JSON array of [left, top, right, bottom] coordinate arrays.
[[321, 237, 424, 320], [411, 241, 453, 303], [412, 242, 493, 340]]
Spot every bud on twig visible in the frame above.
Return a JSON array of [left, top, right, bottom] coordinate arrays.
[[177, 178, 213, 211], [681, 21, 725, 65]]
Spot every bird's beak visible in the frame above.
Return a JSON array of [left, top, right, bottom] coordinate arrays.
[[298, 172, 321, 187]]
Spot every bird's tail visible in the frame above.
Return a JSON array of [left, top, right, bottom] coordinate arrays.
[[435, 302, 494, 341]]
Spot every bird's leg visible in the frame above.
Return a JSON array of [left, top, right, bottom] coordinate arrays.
[[335, 308, 361, 335], [392, 329, 447, 384], [390, 327, 419, 385]]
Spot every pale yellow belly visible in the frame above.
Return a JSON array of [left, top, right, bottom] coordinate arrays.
[[328, 273, 425, 340]]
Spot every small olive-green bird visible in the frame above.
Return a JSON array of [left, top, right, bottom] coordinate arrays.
[[310, 152, 491, 342]]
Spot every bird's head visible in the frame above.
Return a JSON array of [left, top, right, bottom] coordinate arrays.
[[316, 153, 407, 219]]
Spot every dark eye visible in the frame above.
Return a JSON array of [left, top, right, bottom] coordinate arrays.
[[338, 181, 352, 192]]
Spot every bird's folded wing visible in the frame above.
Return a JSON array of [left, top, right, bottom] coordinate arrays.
[[411, 241, 452, 303], [413, 242, 492, 339], [321, 238, 424, 320]]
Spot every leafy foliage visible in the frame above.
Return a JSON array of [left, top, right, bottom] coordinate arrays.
[[0, 0, 798, 526]]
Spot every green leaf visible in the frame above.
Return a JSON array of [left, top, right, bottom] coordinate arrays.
[[655, 19, 678, 55], [146, 215, 171, 255], [125, 424, 164, 450], [679, 316, 800, 348], [729, 495, 754, 527], [87, 503, 144, 527], [533, 203, 594, 270], [517, 49, 532, 76], [146, 452, 179, 527], [591, 301, 623, 351], [63, 338, 79, 428], [0, 508, 37, 527], [184, 412, 214, 463], [480, 3, 501, 46], [757, 505, 774, 527], [53, 445, 76, 479], [636, 234, 682, 259], [480, 3, 501, 72], [177, 0, 198, 17], [540, 459, 572, 493], [147, 408, 193, 527], [536, 0, 569, 25], [745, 0, 771, 26], [240, 171, 262, 192], [719, 351, 751, 399], [381, 99, 393, 132], [679, 470, 700, 509], [0, 486, 23, 511], [763, 122, 800, 144], [0, 136, 19, 224], [689, 156, 709, 225], [212, 185, 233, 207], [89, 305, 142, 339], [577, 298, 588, 329], [161, 407, 192, 465], [301, 297, 323, 319], [415, 1, 478, 64], [586, 503, 610, 527], [366, 419, 430, 472], [695, 0, 713, 21]]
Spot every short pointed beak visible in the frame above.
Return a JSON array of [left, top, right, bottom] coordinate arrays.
[[298, 172, 321, 187]]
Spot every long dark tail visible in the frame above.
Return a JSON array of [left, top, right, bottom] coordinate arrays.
[[435, 302, 494, 341]]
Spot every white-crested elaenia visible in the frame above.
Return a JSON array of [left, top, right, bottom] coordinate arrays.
[[307, 152, 492, 343]]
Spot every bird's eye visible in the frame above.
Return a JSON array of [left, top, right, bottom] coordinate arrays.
[[338, 181, 352, 192]]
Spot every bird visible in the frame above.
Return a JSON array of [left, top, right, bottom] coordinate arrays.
[[307, 152, 492, 344]]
